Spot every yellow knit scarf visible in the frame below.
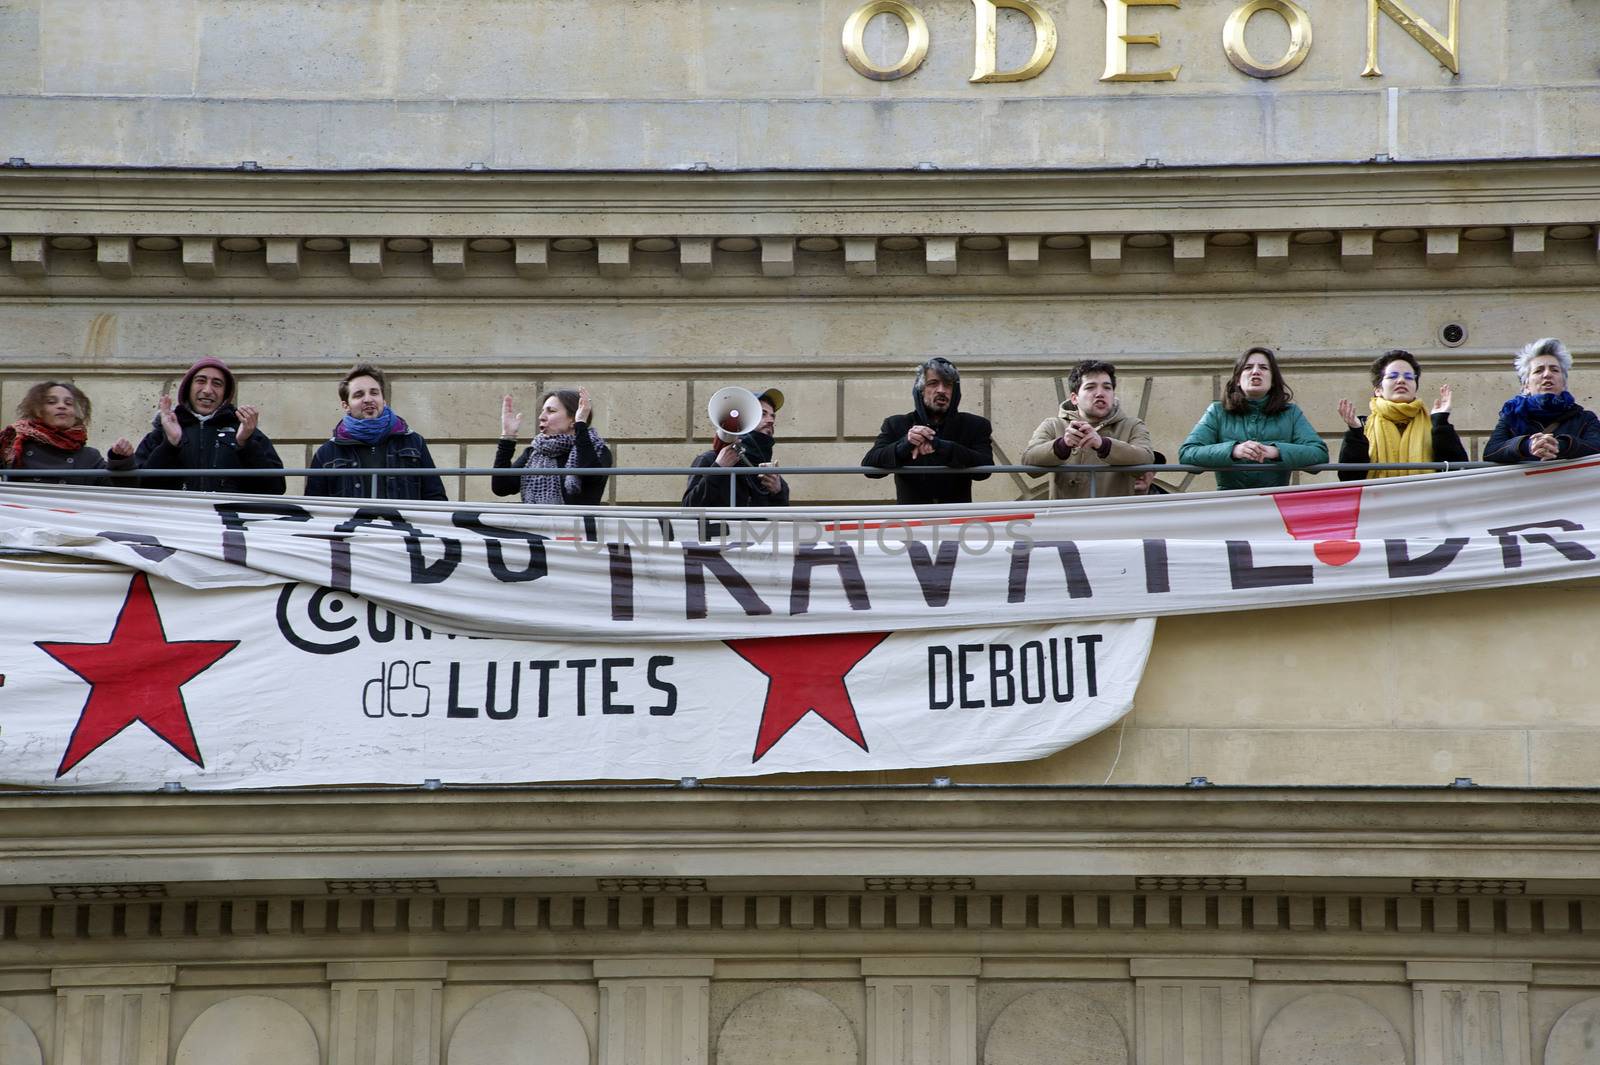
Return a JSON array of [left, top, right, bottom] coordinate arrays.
[[1363, 397, 1433, 478]]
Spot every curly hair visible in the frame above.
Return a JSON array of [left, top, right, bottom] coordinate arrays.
[[16, 381, 90, 426]]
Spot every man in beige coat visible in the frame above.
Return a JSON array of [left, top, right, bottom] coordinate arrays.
[[1021, 359, 1155, 499]]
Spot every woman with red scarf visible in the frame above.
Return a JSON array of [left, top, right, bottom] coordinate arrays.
[[0, 381, 134, 485]]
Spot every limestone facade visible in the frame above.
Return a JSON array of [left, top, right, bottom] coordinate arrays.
[[4, 1, 1600, 1062], [2, 791, 1600, 1063]]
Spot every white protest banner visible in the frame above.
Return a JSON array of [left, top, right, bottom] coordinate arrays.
[[0, 461, 1597, 641], [0, 559, 1152, 789]]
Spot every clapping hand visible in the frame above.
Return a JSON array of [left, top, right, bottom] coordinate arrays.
[[235, 404, 260, 445], [157, 394, 182, 446], [500, 394, 522, 438], [1337, 398, 1361, 429], [1433, 384, 1453, 415], [575, 387, 593, 425]]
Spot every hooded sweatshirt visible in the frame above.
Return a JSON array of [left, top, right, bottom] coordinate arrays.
[[1020, 398, 1155, 499], [133, 356, 286, 494], [862, 373, 994, 504]]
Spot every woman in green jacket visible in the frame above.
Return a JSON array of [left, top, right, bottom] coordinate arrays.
[[1180, 346, 1329, 490]]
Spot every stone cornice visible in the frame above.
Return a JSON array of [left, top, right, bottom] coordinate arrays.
[[1, 162, 1597, 291], [3, 788, 1598, 890]]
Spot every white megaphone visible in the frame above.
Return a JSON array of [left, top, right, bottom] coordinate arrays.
[[708, 386, 763, 444]]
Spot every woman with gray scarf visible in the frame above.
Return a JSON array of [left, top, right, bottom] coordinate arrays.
[[491, 387, 613, 506]]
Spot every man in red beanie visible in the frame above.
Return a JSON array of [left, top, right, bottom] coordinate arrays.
[[134, 357, 285, 493]]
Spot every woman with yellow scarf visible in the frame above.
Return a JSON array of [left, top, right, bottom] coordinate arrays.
[[1336, 350, 1468, 480]]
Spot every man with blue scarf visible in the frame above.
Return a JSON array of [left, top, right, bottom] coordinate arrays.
[[1485, 338, 1600, 463], [305, 363, 448, 500]]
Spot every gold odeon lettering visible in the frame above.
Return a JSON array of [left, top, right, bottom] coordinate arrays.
[[841, 0, 931, 81], [1100, 0, 1180, 83], [842, 0, 1464, 83], [1363, 0, 1459, 77], [970, 0, 1058, 84], [1223, 0, 1312, 79]]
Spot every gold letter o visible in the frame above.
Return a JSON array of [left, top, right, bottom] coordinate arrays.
[[843, 0, 931, 81], [1223, 0, 1313, 79]]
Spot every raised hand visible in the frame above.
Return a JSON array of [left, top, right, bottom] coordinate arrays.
[[575, 387, 593, 425], [158, 394, 182, 446], [500, 394, 522, 438], [1433, 384, 1453, 415], [235, 404, 260, 445], [1337, 398, 1360, 429]]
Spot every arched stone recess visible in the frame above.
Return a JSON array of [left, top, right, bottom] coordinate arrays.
[[1545, 995, 1600, 1065], [716, 987, 858, 1065], [0, 1005, 43, 1065], [1258, 992, 1406, 1065], [175, 995, 319, 1065], [446, 989, 589, 1065], [982, 989, 1128, 1065]]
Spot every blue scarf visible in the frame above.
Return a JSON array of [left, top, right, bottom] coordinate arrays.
[[334, 407, 407, 444], [1497, 392, 1576, 436]]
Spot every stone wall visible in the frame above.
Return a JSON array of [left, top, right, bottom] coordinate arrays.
[[1, 0, 1597, 170], [4, 164, 1599, 506], [2, 790, 1599, 1064]]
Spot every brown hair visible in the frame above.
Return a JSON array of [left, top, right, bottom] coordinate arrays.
[[17, 381, 90, 426], [338, 363, 388, 404], [1068, 359, 1118, 393], [1222, 346, 1294, 416], [1369, 349, 1421, 390], [541, 389, 582, 420]]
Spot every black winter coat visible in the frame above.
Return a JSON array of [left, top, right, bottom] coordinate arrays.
[[305, 431, 448, 501], [1336, 412, 1470, 480], [490, 429, 612, 506], [682, 443, 790, 508], [133, 405, 286, 494], [861, 378, 993, 504], [1484, 404, 1600, 463], [4, 441, 134, 486]]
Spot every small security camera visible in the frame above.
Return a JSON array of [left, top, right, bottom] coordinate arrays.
[[1439, 323, 1467, 347]]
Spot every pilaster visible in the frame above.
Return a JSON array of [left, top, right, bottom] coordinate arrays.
[[1131, 958, 1252, 1065], [863, 957, 979, 1065], [51, 966, 174, 1065], [594, 957, 712, 1065], [1408, 962, 1533, 1065], [326, 960, 444, 1065]]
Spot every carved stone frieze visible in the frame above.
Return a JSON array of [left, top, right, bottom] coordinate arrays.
[[1, 164, 1598, 292]]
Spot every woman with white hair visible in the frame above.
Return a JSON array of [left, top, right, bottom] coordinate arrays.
[[1484, 338, 1600, 462]]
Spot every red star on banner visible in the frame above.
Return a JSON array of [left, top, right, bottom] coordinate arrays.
[[38, 573, 238, 778], [725, 632, 889, 762]]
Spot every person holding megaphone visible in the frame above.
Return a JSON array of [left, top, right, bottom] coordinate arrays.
[[682, 386, 789, 508]]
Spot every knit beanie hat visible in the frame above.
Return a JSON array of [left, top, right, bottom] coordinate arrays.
[[177, 357, 237, 410]]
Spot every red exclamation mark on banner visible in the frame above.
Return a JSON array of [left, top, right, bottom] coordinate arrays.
[[1272, 486, 1364, 565]]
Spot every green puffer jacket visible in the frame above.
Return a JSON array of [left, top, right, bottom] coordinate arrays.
[[1179, 398, 1329, 490]]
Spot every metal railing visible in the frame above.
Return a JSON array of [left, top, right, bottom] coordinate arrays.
[[0, 460, 1499, 503]]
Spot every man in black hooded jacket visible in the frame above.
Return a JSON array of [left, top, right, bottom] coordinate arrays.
[[862, 358, 994, 504], [133, 356, 286, 494]]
